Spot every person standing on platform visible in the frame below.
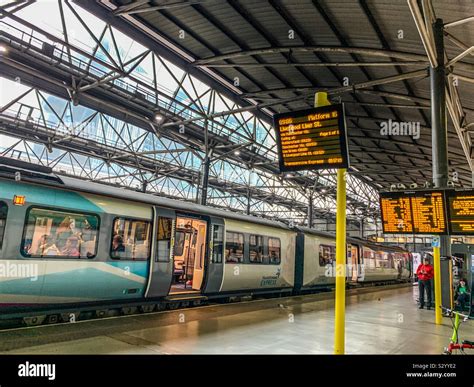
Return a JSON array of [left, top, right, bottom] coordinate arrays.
[[416, 256, 434, 310]]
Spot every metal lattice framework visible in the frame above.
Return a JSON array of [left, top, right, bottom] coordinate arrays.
[[0, 0, 381, 229], [76, 0, 473, 189]]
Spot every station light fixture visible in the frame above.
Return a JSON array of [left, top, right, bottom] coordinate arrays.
[[321, 189, 327, 193], [154, 113, 164, 122], [233, 150, 240, 156], [0, 45, 7, 53]]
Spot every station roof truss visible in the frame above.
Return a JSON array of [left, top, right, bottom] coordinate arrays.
[[0, 0, 473, 227]]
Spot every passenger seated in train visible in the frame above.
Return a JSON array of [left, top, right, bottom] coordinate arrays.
[[55, 216, 75, 250], [61, 236, 80, 257], [454, 278, 471, 312], [111, 235, 125, 254], [35, 234, 60, 256], [250, 246, 263, 263], [269, 250, 279, 264], [226, 247, 242, 263]]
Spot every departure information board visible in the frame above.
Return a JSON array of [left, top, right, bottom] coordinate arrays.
[[273, 104, 349, 172], [411, 191, 446, 234], [380, 194, 413, 233], [447, 190, 474, 235], [380, 191, 447, 235]]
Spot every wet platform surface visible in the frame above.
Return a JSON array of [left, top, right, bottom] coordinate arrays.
[[1, 285, 472, 354]]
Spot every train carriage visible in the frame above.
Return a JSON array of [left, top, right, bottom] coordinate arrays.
[[0, 158, 411, 321]]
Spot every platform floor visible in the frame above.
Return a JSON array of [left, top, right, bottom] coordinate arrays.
[[0, 285, 472, 354]]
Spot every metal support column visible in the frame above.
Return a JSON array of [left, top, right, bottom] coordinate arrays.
[[307, 194, 314, 228], [200, 120, 210, 206], [246, 188, 251, 215], [430, 18, 449, 325], [200, 156, 210, 206]]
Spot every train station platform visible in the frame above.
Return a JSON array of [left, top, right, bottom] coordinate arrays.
[[1, 285, 470, 355]]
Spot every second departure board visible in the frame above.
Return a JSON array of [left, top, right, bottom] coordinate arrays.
[[411, 191, 446, 234], [380, 190, 448, 235], [273, 104, 349, 172], [447, 190, 474, 235]]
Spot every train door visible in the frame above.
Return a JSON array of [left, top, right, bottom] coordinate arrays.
[[145, 207, 175, 298], [350, 244, 360, 282], [192, 222, 207, 290], [169, 215, 208, 294], [202, 217, 225, 294]]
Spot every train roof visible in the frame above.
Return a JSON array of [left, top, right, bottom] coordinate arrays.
[[0, 157, 410, 253]]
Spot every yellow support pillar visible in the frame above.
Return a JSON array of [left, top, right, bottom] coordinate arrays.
[[334, 168, 346, 354], [433, 246, 442, 325], [314, 91, 346, 354]]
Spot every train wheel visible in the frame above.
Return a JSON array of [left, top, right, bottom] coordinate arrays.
[[121, 306, 138, 315], [168, 302, 180, 310], [140, 304, 155, 313], [23, 315, 46, 326]]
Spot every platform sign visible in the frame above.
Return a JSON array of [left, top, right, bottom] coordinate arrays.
[[446, 190, 474, 235], [273, 104, 349, 172], [431, 236, 440, 248], [379, 190, 448, 235]]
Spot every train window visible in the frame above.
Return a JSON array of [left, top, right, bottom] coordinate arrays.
[[363, 248, 376, 269], [111, 218, 151, 261], [225, 231, 244, 263], [375, 251, 384, 268], [319, 244, 335, 266], [21, 207, 99, 258], [0, 202, 7, 250], [156, 217, 173, 262], [212, 225, 223, 263], [249, 235, 264, 264], [268, 238, 281, 265]]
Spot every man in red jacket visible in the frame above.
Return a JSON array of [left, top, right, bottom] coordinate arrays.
[[416, 256, 434, 309]]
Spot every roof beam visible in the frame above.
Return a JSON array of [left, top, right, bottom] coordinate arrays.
[[114, 1, 207, 16], [198, 61, 427, 68], [194, 46, 429, 65]]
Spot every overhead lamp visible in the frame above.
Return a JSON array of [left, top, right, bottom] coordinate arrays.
[[154, 113, 164, 122], [0, 45, 7, 53], [321, 189, 327, 193], [234, 150, 240, 156]]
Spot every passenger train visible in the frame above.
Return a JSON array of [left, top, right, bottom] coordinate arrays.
[[0, 157, 411, 324]]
